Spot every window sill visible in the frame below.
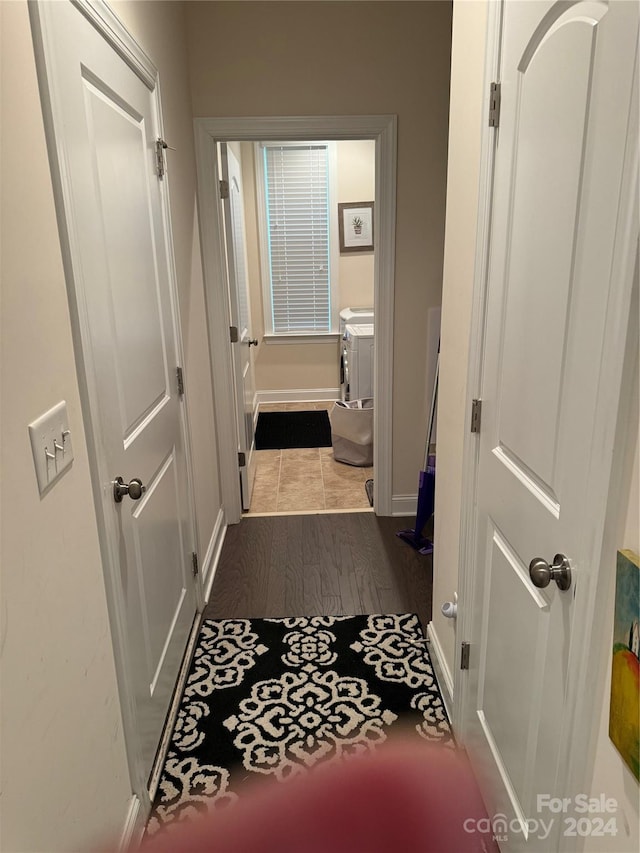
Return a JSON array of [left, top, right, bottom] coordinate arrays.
[[263, 334, 341, 346]]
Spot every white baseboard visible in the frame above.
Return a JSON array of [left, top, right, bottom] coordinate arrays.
[[118, 795, 145, 853], [391, 494, 418, 516], [256, 388, 340, 404], [148, 613, 203, 801], [427, 621, 454, 724], [202, 508, 226, 605]]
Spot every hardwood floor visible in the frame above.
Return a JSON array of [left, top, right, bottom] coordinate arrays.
[[204, 513, 433, 629]]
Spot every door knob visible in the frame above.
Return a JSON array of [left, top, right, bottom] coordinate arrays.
[[113, 476, 146, 503], [247, 338, 259, 347], [529, 553, 571, 591]]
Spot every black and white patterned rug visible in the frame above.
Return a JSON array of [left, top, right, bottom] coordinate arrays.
[[147, 614, 453, 836]]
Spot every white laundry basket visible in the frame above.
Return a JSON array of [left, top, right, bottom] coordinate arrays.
[[330, 398, 374, 466]]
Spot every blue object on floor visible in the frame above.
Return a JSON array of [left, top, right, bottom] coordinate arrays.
[[397, 343, 439, 556], [396, 457, 436, 554]]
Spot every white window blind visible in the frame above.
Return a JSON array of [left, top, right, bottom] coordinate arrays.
[[264, 144, 332, 334]]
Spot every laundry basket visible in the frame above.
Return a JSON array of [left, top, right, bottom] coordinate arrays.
[[330, 398, 373, 466]]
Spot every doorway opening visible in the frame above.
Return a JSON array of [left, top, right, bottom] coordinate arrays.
[[218, 139, 377, 516], [194, 116, 397, 525]]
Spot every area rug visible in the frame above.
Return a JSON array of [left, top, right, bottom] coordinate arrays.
[[147, 614, 453, 836], [255, 410, 332, 450]]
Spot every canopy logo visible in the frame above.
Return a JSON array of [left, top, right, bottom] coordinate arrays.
[[463, 796, 619, 842]]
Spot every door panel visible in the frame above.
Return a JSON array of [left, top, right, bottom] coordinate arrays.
[[133, 451, 188, 685], [465, 1, 638, 849], [220, 144, 257, 511], [479, 525, 551, 808], [34, 0, 197, 784], [496, 12, 598, 491], [84, 76, 170, 434]]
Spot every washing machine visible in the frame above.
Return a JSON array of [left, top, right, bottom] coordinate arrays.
[[339, 306, 374, 336], [339, 308, 373, 400], [341, 323, 374, 401]]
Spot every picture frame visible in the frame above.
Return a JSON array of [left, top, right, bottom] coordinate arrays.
[[338, 201, 374, 253]]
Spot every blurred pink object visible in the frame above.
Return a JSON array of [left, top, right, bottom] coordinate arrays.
[[136, 742, 498, 853]]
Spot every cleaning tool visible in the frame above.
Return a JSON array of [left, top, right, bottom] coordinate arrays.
[[396, 344, 439, 554]]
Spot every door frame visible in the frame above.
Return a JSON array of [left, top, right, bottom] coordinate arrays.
[[454, 0, 639, 806], [29, 0, 203, 826], [219, 142, 259, 511], [194, 116, 397, 521]]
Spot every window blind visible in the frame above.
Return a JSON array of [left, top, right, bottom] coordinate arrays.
[[264, 145, 331, 334]]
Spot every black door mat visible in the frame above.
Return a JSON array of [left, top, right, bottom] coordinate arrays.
[[255, 410, 332, 450]]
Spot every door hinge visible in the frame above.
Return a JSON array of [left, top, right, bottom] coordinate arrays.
[[488, 82, 501, 127], [176, 366, 185, 396], [155, 138, 176, 178], [219, 179, 229, 199], [156, 138, 167, 178], [471, 398, 482, 433], [460, 642, 471, 670], [230, 325, 239, 343], [191, 552, 199, 577], [238, 451, 246, 467]]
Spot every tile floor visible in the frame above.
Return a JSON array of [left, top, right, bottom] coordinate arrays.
[[248, 402, 373, 514]]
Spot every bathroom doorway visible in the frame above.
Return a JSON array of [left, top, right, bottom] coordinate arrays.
[[194, 115, 397, 523], [219, 138, 376, 515]]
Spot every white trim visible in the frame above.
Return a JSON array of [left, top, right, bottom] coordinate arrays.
[[194, 130, 243, 525], [153, 75, 203, 615], [391, 494, 418, 516], [254, 142, 273, 337], [147, 613, 202, 800], [202, 114, 398, 140], [201, 508, 227, 604], [328, 141, 340, 332], [245, 507, 374, 518], [373, 117, 397, 517], [426, 621, 454, 723], [117, 795, 145, 853], [195, 116, 396, 520], [71, 0, 155, 89], [263, 334, 340, 346], [453, 0, 503, 737], [256, 388, 340, 405]]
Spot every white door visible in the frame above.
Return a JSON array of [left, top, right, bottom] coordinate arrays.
[[220, 144, 258, 511], [463, 1, 638, 850], [33, 1, 198, 784]]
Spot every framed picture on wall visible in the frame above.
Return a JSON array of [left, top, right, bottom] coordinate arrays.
[[338, 201, 374, 253]]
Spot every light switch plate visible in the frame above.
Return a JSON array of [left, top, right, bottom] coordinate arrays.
[[28, 400, 74, 494]]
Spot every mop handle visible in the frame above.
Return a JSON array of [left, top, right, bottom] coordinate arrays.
[[424, 342, 440, 470]]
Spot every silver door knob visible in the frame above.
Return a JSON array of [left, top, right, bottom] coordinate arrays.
[[113, 476, 146, 503], [247, 338, 259, 347], [529, 553, 571, 591]]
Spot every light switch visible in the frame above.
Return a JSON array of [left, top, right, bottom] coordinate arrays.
[[28, 400, 74, 494]]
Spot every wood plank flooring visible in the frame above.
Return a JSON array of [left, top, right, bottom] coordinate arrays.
[[204, 513, 433, 629]]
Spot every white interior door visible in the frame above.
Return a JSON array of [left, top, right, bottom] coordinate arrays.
[[463, 1, 638, 850], [33, 0, 198, 784], [220, 144, 258, 511]]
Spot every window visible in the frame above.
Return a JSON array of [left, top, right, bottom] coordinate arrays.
[[257, 142, 338, 337]]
